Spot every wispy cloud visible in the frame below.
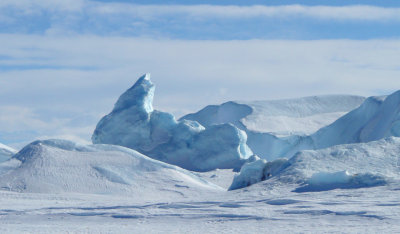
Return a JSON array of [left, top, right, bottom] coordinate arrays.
[[1, 1, 400, 39], [91, 4, 400, 21], [2, 1, 400, 21]]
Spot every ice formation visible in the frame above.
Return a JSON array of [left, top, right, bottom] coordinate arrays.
[[183, 91, 400, 161], [181, 95, 366, 160], [92, 74, 252, 171], [0, 143, 16, 163], [0, 139, 222, 196], [229, 137, 399, 191], [229, 157, 288, 190]]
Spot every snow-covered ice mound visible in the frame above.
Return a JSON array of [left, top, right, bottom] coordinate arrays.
[[312, 91, 400, 148], [182, 95, 365, 137], [92, 74, 252, 171], [230, 137, 400, 191], [182, 95, 365, 160], [0, 139, 222, 197], [0, 143, 16, 163]]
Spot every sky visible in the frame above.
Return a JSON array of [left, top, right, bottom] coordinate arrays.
[[1, 0, 400, 148]]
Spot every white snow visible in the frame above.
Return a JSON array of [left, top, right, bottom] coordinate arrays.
[[0, 161, 399, 233], [92, 74, 252, 171], [0, 139, 222, 197], [194, 169, 237, 189]]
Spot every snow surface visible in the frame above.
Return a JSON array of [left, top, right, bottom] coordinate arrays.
[[0, 137, 399, 233], [230, 137, 400, 192], [92, 74, 252, 171], [0, 139, 222, 197], [0, 165, 399, 233], [0, 142, 16, 163]]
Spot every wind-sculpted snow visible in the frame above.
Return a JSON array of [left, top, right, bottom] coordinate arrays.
[[0, 139, 222, 196], [92, 74, 252, 171], [182, 95, 365, 160], [0, 143, 17, 163], [230, 137, 400, 191]]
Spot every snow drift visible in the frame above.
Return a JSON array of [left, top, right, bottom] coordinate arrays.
[[0, 143, 16, 163], [182, 95, 365, 160], [0, 139, 222, 197], [229, 137, 400, 191], [92, 74, 252, 171]]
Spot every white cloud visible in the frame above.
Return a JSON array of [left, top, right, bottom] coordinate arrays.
[[2, 1, 400, 22], [92, 4, 400, 21]]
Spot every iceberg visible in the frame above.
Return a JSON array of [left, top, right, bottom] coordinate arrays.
[[0, 139, 222, 196], [92, 74, 252, 171]]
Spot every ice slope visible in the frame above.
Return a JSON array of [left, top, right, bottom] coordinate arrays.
[[230, 137, 400, 191], [92, 74, 252, 171], [181, 95, 365, 160], [312, 92, 400, 148], [0, 143, 17, 163], [0, 139, 222, 197]]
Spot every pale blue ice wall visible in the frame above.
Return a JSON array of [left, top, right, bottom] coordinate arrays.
[[92, 74, 252, 171]]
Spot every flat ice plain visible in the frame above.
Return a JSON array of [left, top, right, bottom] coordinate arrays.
[[0, 75, 399, 233], [0, 182, 399, 233]]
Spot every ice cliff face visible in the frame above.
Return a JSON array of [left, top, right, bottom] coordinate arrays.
[[92, 74, 252, 171]]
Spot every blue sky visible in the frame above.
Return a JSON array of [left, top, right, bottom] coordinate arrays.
[[1, 0, 400, 148]]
